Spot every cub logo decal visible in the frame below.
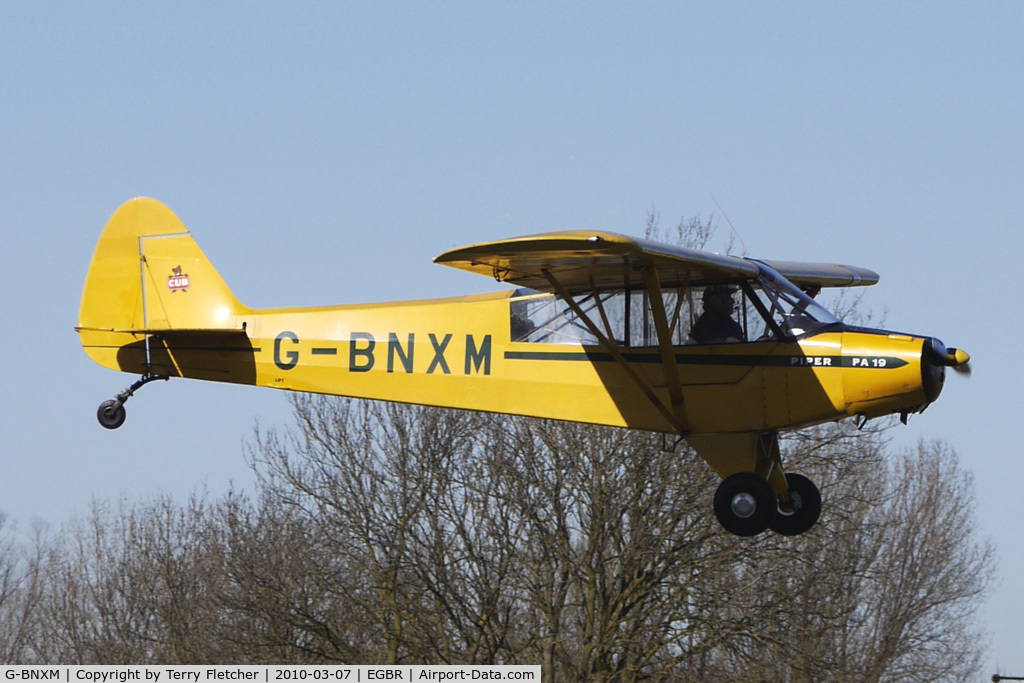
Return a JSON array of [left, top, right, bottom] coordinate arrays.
[[167, 265, 190, 293]]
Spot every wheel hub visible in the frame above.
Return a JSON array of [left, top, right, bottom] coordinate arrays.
[[779, 490, 803, 516], [731, 492, 757, 518]]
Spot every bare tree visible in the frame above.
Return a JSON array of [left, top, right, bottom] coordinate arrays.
[[476, 415, 732, 681], [855, 441, 994, 682], [0, 513, 46, 663], [10, 399, 993, 680], [27, 494, 231, 663], [236, 395, 992, 680], [248, 398, 517, 664]]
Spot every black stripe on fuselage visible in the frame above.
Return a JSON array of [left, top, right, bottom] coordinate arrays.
[[503, 349, 907, 369]]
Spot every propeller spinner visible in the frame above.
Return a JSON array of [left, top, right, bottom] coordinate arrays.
[[922, 338, 971, 403]]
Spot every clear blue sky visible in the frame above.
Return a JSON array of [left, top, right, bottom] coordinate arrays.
[[2, 2, 1021, 674]]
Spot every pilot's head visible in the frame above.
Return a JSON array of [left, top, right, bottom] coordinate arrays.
[[702, 285, 737, 315]]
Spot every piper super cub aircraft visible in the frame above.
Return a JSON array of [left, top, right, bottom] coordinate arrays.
[[78, 198, 970, 537]]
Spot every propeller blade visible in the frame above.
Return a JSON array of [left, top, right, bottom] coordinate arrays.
[[952, 362, 972, 377]]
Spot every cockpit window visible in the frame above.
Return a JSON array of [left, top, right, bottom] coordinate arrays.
[[509, 267, 840, 347], [747, 263, 840, 339], [510, 286, 743, 346]]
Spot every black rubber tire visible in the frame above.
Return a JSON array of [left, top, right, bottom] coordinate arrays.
[[97, 400, 126, 430], [713, 472, 778, 537], [769, 472, 822, 536]]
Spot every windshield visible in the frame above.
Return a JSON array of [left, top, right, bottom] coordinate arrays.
[[746, 262, 840, 339]]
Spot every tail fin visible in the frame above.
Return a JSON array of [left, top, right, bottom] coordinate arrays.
[[78, 198, 248, 371]]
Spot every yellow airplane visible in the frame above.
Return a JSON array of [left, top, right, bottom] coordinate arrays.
[[77, 198, 970, 537]]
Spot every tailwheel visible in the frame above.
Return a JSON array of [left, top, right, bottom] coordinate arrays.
[[769, 472, 822, 536], [713, 472, 778, 537], [97, 400, 126, 430], [94, 373, 168, 430]]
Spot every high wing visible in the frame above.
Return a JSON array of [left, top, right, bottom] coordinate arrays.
[[759, 259, 879, 288], [434, 231, 757, 294], [435, 230, 878, 293]]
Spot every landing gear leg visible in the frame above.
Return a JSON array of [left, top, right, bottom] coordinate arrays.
[[769, 472, 822, 536], [96, 373, 168, 430], [755, 432, 822, 536]]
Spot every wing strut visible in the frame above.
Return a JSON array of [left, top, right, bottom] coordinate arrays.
[[541, 268, 688, 435], [641, 266, 689, 429]]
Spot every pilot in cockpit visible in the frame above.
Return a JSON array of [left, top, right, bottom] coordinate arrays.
[[690, 285, 744, 344]]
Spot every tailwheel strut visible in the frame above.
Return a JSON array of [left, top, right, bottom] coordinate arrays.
[[96, 373, 169, 430]]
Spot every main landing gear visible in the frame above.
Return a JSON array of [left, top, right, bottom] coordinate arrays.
[[713, 471, 821, 537], [96, 373, 168, 430]]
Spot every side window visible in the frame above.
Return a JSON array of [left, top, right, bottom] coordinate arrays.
[[510, 291, 603, 345], [510, 285, 759, 346], [508, 270, 841, 347]]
